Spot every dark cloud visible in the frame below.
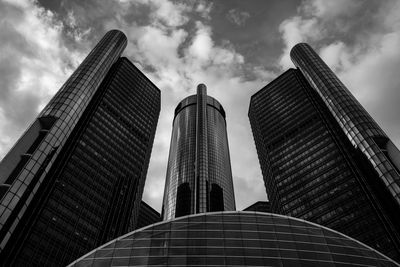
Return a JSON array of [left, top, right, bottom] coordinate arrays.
[[226, 9, 250, 26]]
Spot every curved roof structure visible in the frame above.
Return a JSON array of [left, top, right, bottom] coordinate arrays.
[[68, 211, 399, 266]]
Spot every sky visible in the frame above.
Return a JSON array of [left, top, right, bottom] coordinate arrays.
[[1, 0, 400, 212]]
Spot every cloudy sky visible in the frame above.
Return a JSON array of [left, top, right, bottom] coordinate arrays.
[[1, 0, 400, 212]]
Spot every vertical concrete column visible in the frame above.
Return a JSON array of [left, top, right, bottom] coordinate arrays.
[[195, 84, 208, 213]]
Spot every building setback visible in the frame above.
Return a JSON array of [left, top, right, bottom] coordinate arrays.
[[0, 30, 160, 266], [162, 84, 235, 220], [249, 44, 400, 261], [243, 201, 271, 213], [135, 201, 161, 230]]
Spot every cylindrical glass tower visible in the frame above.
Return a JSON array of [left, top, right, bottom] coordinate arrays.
[[0, 30, 127, 252], [291, 43, 400, 206], [162, 84, 235, 220]]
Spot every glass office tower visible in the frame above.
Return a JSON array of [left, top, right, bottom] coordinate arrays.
[[0, 31, 161, 265], [162, 84, 235, 220], [291, 43, 400, 205], [249, 44, 400, 261]]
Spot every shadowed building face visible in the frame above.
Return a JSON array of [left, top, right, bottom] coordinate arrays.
[[162, 84, 235, 220]]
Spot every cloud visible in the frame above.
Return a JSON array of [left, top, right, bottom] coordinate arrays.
[[187, 22, 214, 63], [277, 0, 400, 148], [195, 0, 213, 20], [278, 16, 320, 68], [226, 9, 250, 26], [136, 26, 187, 67], [143, 0, 190, 27], [319, 41, 352, 72], [301, 0, 363, 19], [0, 0, 84, 157], [64, 10, 92, 42]]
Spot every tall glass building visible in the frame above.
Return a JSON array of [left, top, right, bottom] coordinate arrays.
[[162, 84, 235, 220], [249, 44, 400, 261], [0, 30, 161, 265], [68, 211, 400, 267]]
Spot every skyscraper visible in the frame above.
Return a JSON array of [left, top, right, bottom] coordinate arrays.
[[162, 84, 235, 220], [0, 30, 160, 265], [66, 79, 399, 267], [249, 43, 400, 260]]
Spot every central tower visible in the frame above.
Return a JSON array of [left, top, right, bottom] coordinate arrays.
[[162, 84, 235, 220]]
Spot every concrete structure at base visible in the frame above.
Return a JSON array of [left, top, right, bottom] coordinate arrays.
[[68, 212, 399, 267]]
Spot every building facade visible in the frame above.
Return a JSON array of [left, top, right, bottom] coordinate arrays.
[[162, 84, 235, 220], [243, 201, 271, 213], [0, 30, 161, 265], [136, 201, 161, 230], [249, 44, 400, 260], [68, 211, 400, 267]]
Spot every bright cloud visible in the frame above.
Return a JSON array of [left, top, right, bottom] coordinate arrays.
[[136, 26, 187, 67], [278, 16, 320, 68], [0, 0, 84, 157], [187, 22, 213, 64], [319, 41, 351, 72]]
